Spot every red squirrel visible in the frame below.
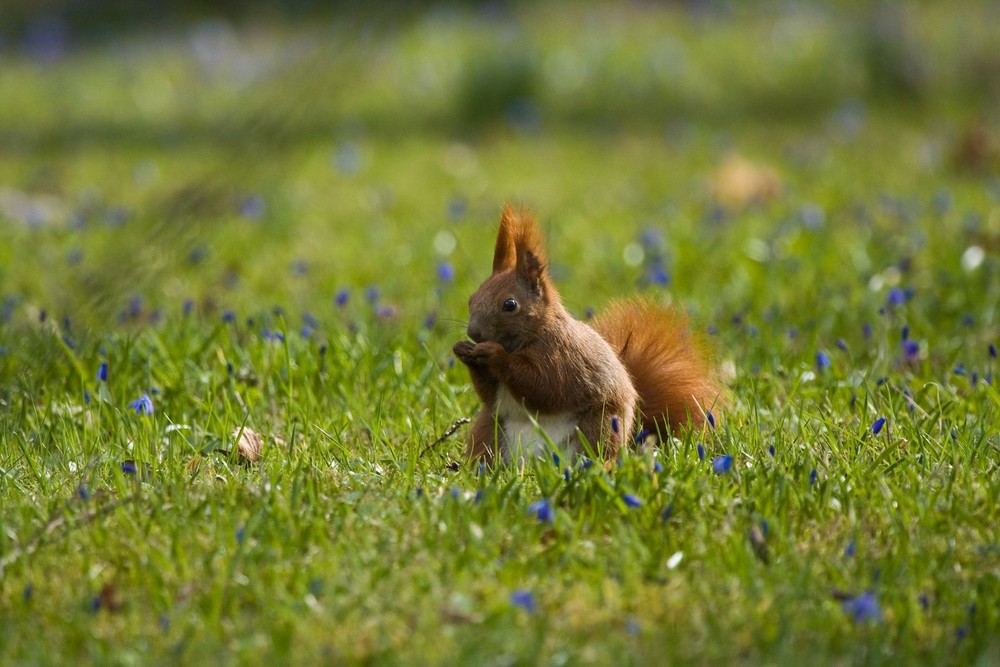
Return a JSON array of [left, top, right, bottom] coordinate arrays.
[[453, 205, 720, 465]]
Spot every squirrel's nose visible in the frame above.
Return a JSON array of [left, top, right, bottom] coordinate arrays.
[[468, 320, 484, 343]]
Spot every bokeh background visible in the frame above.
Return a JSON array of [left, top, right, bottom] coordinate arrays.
[[1, 0, 998, 334]]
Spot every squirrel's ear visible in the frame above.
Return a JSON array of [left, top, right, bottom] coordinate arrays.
[[518, 250, 546, 295], [492, 205, 518, 273]]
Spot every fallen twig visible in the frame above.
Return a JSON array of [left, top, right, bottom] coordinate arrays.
[[419, 417, 471, 458]]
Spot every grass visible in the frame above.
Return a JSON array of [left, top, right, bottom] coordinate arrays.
[[1, 1, 999, 664]]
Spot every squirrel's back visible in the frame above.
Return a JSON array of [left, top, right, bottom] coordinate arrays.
[[591, 297, 719, 436]]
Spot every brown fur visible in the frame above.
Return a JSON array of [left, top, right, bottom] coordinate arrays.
[[591, 298, 719, 436], [454, 205, 719, 464]]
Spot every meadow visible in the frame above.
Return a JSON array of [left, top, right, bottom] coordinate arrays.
[[1, 2, 998, 664]]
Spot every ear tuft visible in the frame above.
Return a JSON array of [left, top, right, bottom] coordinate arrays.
[[492, 204, 518, 273]]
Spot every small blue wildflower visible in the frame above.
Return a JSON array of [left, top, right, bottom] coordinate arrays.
[[886, 288, 906, 307], [809, 468, 818, 485], [956, 626, 968, 640], [697, 443, 705, 460], [510, 590, 536, 613], [552, 451, 560, 467], [872, 417, 886, 435], [581, 458, 594, 470], [450, 487, 460, 499], [862, 323, 873, 339], [836, 339, 848, 352], [901, 339, 919, 361], [760, 519, 769, 537], [646, 263, 670, 286], [653, 461, 663, 473], [78, 485, 90, 501], [437, 261, 455, 283], [768, 444, 775, 457], [236, 526, 245, 545], [474, 489, 484, 503], [415, 487, 424, 498], [22, 583, 33, 602], [335, 289, 350, 308], [262, 328, 284, 343], [622, 493, 642, 508], [953, 363, 967, 376], [816, 351, 831, 372], [477, 461, 487, 477], [661, 502, 674, 522], [563, 467, 571, 483], [842, 591, 883, 624], [528, 498, 554, 523], [183, 299, 194, 316], [990, 343, 997, 359], [918, 593, 929, 611], [128, 394, 154, 415], [634, 428, 650, 443], [121, 460, 138, 475], [876, 376, 888, 386], [375, 305, 397, 320], [901, 325, 910, 341], [712, 455, 733, 475], [611, 416, 620, 434], [96, 362, 108, 383], [707, 411, 716, 429], [238, 194, 266, 220], [222, 310, 236, 324], [83, 389, 91, 405], [365, 285, 380, 304]]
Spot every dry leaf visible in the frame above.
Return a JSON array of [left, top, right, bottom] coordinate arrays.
[[710, 154, 783, 209], [233, 428, 264, 463]]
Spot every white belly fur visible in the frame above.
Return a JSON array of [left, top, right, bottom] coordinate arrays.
[[495, 386, 578, 460]]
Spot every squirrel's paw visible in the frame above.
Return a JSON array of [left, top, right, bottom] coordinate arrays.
[[453, 340, 502, 364]]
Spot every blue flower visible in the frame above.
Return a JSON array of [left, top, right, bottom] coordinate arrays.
[[611, 416, 620, 434], [335, 289, 350, 308], [222, 310, 236, 324], [841, 591, 882, 624], [836, 339, 848, 352], [563, 467, 571, 483], [862, 323, 873, 339], [121, 460, 138, 475], [238, 194, 266, 220], [365, 285, 380, 304], [901, 325, 910, 341], [236, 526, 245, 545], [634, 428, 650, 443], [653, 461, 663, 473], [622, 493, 642, 508], [22, 583, 34, 602], [706, 411, 716, 429], [712, 455, 733, 474], [816, 351, 831, 372], [262, 328, 284, 343], [844, 540, 856, 557], [886, 288, 906, 307], [437, 261, 455, 283], [96, 361, 108, 383], [768, 444, 775, 457], [581, 458, 594, 470], [990, 343, 997, 359], [551, 451, 560, 467], [510, 590, 536, 613], [809, 468, 818, 485], [697, 443, 705, 460], [901, 339, 919, 361], [528, 498, 554, 523], [872, 417, 886, 435], [128, 394, 154, 415], [78, 485, 90, 501]]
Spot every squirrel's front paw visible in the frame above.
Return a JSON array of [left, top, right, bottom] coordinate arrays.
[[453, 340, 503, 364]]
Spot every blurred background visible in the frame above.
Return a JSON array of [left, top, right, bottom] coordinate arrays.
[[1, 0, 998, 334]]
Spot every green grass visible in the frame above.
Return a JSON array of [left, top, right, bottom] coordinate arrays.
[[1, 2, 999, 664]]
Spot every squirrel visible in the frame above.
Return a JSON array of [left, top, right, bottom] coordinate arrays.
[[453, 204, 721, 465]]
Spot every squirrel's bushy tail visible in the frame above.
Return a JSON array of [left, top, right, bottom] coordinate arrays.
[[591, 297, 720, 437]]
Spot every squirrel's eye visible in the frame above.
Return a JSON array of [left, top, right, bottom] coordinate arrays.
[[503, 298, 518, 313]]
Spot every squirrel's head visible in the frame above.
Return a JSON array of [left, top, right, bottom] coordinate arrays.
[[466, 205, 560, 352]]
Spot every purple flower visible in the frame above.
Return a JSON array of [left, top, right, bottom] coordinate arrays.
[[335, 289, 350, 308], [238, 194, 266, 220], [901, 339, 919, 361], [121, 460, 138, 475], [836, 339, 848, 352], [437, 261, 455, 283], [611, 416, 620, 434], [816, 351, 831, 372], [886, 288, 906, 307], [510, 590, 536, 613], [862, 323, 873, 339], [528, 499, 554, 523], [809, 468, 818, 485], [262, 328, 284, 343], [706, 411, 716, 429], [622, 493, 642, 508], [901, 325, 910, 341], [128, 394, 154, 415], [653, 461, 663, 473], [77, 485, 90, 501], [581, 458, 594, 470], [872, 417, 886, 435], [841, 591, 882, 624], [712, 454, 733, 474], [990, 343, 997, 359], [96, 361, 108, 383], [222, 310, 236, 324], [768, 444, 776, 457], [697, 443, 705, 460]]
